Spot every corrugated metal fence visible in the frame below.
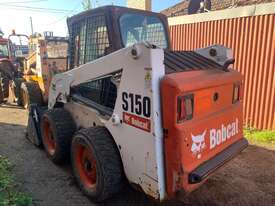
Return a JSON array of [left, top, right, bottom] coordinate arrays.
[[168, 3, 275, 130]]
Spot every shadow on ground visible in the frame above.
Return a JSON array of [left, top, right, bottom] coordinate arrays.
[[100, 145, 275, 206]]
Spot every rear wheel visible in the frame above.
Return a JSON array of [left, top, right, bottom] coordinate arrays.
[[71, 127, 124, 202], [0, 72, 10, 100], [21, 82, 43, 108], [0, 76, 9, 98], [0, 61, 14, 100], [41, 108, 76, 164]]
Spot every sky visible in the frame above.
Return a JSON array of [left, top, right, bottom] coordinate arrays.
[[0, 0, 182, 38]]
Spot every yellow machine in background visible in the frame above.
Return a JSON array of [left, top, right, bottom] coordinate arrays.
[[19, 32, 68, 108]]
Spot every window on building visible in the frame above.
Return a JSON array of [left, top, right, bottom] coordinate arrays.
[[46, 41, 68, 58]]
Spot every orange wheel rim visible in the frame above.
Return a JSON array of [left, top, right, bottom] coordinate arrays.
[[42, 118, 56, 155], [75, 143, 97, 189]]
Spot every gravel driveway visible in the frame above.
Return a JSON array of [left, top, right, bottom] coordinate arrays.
[[0, 104, 274, 206]]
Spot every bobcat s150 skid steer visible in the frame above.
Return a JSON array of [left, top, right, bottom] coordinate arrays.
[[27, 6, 248, 202]]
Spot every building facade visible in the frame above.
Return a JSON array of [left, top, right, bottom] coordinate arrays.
[[161, 0, 275, 17], [127, 0, 152, 11]]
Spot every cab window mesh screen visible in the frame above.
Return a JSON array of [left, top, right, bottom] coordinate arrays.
[[69, 20, 82, 69], [85, 15, 109, 62], [69, 14, 109, 69], [79, 22, 86, 65]]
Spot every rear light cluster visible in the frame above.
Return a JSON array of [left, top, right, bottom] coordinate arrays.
[[177, 94, 194, 123], [233, 83, 242, 104]]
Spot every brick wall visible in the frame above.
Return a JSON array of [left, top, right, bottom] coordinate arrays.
[[127, 0, 152, 11]]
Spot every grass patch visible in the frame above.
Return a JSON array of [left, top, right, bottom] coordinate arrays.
[[244, 128, 275, 144], [0, 155, 32, 206]]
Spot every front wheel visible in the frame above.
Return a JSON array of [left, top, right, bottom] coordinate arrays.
[[21, 82, 43, 109], [71, 127, 124, 202], [41, 108, 76, 164]]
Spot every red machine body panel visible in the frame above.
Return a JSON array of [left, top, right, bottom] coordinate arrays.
[[161, 69, 247, 197]]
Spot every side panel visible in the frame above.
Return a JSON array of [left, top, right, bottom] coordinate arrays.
[[64, 102, 105, 129]]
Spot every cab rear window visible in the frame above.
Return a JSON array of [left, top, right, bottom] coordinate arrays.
[[119, 13, 168, 49]]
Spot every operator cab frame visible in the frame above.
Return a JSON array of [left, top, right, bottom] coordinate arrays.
[[67, 6, 171, 117], [67, 5, 171, 69]]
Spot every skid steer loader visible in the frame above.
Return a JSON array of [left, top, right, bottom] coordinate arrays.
[[27, 6, 248, 202], [8, 32, 69, 108]]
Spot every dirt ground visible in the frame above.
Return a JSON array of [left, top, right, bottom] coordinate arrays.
[[0, 104, 275, 206]]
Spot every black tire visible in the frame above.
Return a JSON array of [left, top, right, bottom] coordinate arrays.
[[41, 108, 76, 164], [0, 72, 10, 99], [21, 81, 43, 108], [11, 78, 24, 106], [0, 60, 15, 78], [71, 127, 124, 202]]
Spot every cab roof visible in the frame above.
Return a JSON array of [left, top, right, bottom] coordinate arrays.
[[67, 5, 167, 25]]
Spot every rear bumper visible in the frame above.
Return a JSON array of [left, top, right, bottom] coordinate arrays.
[[189, 138, 248, 184]]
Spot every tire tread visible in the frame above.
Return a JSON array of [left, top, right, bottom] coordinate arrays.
[[73, 127, 124, 201], [21, 81, 43, 107], [42, 108, 76, 164]]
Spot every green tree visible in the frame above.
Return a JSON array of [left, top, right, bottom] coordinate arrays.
[[82, 0, 92, 10]]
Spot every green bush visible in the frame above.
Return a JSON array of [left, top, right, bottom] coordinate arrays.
[[0, 156, 32, 206], [244, 128, 275, 144]]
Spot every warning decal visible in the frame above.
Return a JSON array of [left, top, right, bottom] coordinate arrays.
[[123, 112, 151, 132]]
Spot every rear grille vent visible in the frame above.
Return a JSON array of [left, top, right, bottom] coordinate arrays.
[[164, 50, 224, 74]]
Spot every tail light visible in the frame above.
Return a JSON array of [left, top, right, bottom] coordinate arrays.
[[177, 94, 194, 123], [233, 83, 242, 103]]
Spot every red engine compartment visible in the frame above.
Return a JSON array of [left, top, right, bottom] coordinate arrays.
[[161, 69, 247, 198]]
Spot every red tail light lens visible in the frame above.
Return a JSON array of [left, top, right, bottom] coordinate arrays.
[[177, 94, 194, 123], [233, 83, 242, 103]]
